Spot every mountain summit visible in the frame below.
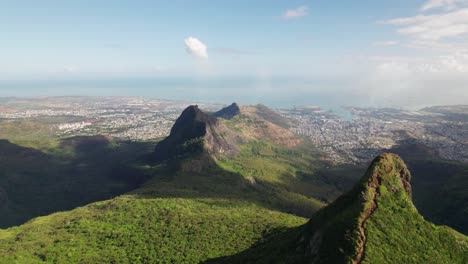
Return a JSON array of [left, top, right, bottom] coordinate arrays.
[[213, 102, 241, 119], [153, 105, 239, 162], [301, 153, 414, 263], [218, 153, 468, 263]]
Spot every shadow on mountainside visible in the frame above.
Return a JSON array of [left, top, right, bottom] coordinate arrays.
[[343, 138, 468, 235], [388, 140, 468, 235], [203, 225, 306, 264], [132, 152, 365, 220], [330, 139, 468, 235], [132, 154, 323, 217], [0, 137, 154, 228]]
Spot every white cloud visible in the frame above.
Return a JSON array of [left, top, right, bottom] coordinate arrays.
[[421, 0, 468, 11], [385, 9, 468, 41], [282, 6, 309, 19], [184, 37, 208, 59], [368, 0, 468, 107], [372, 41, 399, 46], [356, 54, 468, 107], [436, 51, 468, 71], [369, 52, 468, 73]]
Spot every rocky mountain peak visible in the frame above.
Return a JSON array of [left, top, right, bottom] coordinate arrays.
[[153, 105, 239, 163], [213, 102, 241, 119]]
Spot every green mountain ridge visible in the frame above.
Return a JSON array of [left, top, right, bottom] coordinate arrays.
[[214, 153, 468, 263], [390, 141, 468, 234], [0, 104, 331, 263], [0, 137, 150, 228], [0, 104, 466, 263]]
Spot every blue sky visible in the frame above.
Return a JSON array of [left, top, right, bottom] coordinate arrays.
[[1, 0, 467, 108]]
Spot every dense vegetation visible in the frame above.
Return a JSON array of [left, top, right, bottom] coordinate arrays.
[[0, 119, 153, 228], [1, 149, 316, 263], [214, 154, 468, 264], [391, 142, 468, 234], [0, 105, 467, 263], [216, 141, 360, 212], [0, 106, 354, 263], [0, 195, 306, 263]]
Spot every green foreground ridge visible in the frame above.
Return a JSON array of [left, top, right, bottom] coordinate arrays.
[[0, 153, 466, 263], [217, 153, 468, 263], [0, 104, 466, 263]]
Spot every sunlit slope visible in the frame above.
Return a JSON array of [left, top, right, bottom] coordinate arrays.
[[0, 194, 306, 263], [148, 104, 352, 218], [0, 104, 338, 263], [216, 153, 468, 264], [391, 142, 468, 234]]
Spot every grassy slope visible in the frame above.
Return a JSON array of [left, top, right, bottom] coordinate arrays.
[[0, 108, 379, 263], [361, 154, 468, 263], [215, 154, 468, 264], [407, 159, 468, 235], [0, 115, 329, 263], [252, 104, 292, 129], [0, 119, 60, 151], [2, 110, 466, 263], [0, 138, 153, 228], [0, 108, 361, 263], [217, 110, 361, 214], [364, 179, 467, 263], [0, 118, 154, 228], [0, 195, 305, 263], [391, 143, 468, 234]]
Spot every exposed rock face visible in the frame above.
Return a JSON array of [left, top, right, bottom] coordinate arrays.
[[153, 105, 240, 162], [213, 103, 240, 119]]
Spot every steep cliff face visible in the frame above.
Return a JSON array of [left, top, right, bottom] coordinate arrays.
[[153, 105, 240, 162]]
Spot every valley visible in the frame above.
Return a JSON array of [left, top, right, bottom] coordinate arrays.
[[4, 1, 468, 263], [0, 97, 467, 263]]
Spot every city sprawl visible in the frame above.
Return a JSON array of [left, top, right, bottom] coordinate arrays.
[[0, 97, 221, 141], [282, 105, 468, 164], [0, 97, 466, 164]]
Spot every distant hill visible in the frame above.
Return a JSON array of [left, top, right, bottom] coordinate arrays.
[[153, 103, 300, 161], [213, 102, 241, 119], [214, 153, 468, 263], [1, 103, 466, 263], [153, 105, 240, 163], [0, 103, 350, 263], [0, 137, 150, 228], [221, 104, 301, 147], [421, 105, 468, 121], [252, 104, 292, 129], [150, 104, 334, 217]]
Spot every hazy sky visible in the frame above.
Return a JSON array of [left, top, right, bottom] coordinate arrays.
[[1, 0, 467, 108]]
